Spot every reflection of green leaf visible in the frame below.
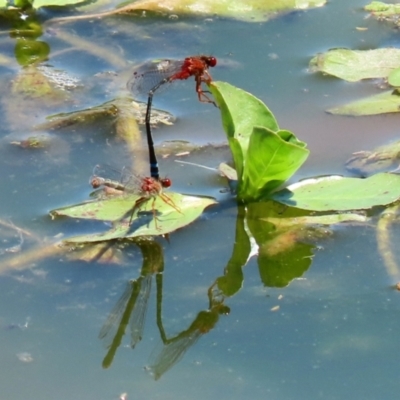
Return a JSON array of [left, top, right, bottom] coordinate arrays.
[[245, 201, 356, 287], [263, 213, 367, 226], [327, 90, 400, 116], [258, 239, 314, 287], [11, 65, 68, 104], [51, 193, 216, 242], [246, 202, 318, 288], [209, 81, 309, 202], [310, 48, 400, 82], [217, 206, 250, 297], [14, 40, 49, 66], [219, 201, 357, 290], [272, 173, 400, 211]]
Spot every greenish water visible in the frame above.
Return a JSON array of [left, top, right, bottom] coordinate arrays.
[[1, 1, 400, 399]]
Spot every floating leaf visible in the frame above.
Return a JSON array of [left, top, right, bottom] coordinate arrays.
[[388, 67, 400, 87], [327, 89, 400, 116], [365, 2, 400, 16], [271, 173, 400, 211], [46, 0, 327, 24], [310, 48, 400, 82], [31, 0, 87, 8], [345, 140, 400, 175], [51, 193, 216, 242]]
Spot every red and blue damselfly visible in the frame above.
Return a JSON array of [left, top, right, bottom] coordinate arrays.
[[127, 55, 218, 180], [90, 165, 180, 228]]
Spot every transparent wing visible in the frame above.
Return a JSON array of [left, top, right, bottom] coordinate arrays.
[[129, 274, 152, 348], [98, 280, 136, 349], [147, 332, 201, 380], [90, 164, 142, 194], [127, 59, 184, 97]]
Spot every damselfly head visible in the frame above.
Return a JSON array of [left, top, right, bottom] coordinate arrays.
[[160, 178, 172, 188], [90, 176, 103, 189], [202, 56, 217, 68]]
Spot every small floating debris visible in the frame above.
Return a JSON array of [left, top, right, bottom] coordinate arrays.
[[16, 352, 33, 363]]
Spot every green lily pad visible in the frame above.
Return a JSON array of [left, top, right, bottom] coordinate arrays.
[[327, 90, 400, 116], [30, 0, 87, 8], [46, 0, 327, 23], [310, 48, 400, 82], [51, 192, 216, 242], [271, 173, 400, 211], [388, 67, 400, 87], [365, 2, 400, 16]]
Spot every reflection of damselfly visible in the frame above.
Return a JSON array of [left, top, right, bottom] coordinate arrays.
[[99, 277, 152, 368], [90, 165, 181, 227], [127, 56, 217, 180]]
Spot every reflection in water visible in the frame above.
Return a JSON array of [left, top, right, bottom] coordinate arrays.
[[148, 301, 229, 380], [99, 239, 162, 369], [99, 276, 152, 368], [98, 201, 328, 378], [99, 239, 230, 378]]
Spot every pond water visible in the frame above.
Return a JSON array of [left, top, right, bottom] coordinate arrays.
[[1, 0, 400, 399]]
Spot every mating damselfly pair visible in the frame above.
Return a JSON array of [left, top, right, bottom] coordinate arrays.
[[90, 56, 218, 229]]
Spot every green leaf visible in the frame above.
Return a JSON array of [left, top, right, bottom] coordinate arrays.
[[310, 48, 400, 82], [32, 0, 86, 8], [388, 67, 400, 87], [240, 126, 309, 201], [51, 193, 216, 242], [209, 81, 279, 142], [271, 173, 400, 211], [365, 1, 400, 16], [209, 81, 309, 202], [327, 90, 400, 116], [216, 206, 249, 297], [44, 0, 327, 23]]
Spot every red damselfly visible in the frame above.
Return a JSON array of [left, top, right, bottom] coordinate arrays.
[[90, 165, 180, 228], [127, 55, 217, 180]]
